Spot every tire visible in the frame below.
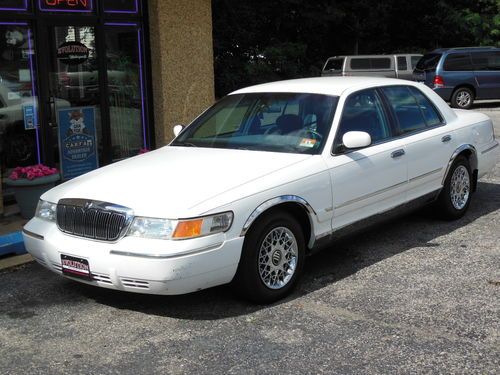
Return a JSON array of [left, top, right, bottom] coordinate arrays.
[[234, 210, 305, 304], [435, 156, 473, 220], [450, 87, 474, 109]]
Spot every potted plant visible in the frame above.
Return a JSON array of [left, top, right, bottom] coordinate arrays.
[[5, 164, 60, 219]]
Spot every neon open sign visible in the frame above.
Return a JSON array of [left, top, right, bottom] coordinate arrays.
[[39, 0, 94, 12]]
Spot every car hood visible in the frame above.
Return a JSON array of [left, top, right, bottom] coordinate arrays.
[[43, 146, 311, 217]]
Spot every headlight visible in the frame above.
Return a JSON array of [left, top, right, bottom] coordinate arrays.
[[35, 200, 57, 222], [127, 217, 177, 240], [127, 211, 233, 240]]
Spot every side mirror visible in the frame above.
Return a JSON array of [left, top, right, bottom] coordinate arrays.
[[342, 131, 371, 149], [173, 124, 184, 137]]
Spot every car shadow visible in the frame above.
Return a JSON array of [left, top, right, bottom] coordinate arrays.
[[472, 101, 500, 110], [62, 180, 500, 320]]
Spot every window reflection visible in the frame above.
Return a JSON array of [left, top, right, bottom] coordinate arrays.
[[105, 26, 144, 160], [0, 24, 38, 171]]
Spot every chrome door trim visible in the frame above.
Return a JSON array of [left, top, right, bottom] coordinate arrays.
[[409, 167, 443, 183], [334, 180, 407, 210], [481, 142, 499, 154]]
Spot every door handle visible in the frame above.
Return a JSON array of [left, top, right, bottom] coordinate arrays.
[[441, 135, 452, 143], [391, 149, 405, 158]]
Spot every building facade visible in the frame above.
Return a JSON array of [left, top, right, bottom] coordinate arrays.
[[0, 0, 214, 213]]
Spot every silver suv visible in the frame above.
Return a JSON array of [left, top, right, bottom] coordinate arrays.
[[322, 54, 422, 80]]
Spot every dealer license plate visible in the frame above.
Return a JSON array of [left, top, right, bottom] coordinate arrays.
[[60, 254, 92, 280]]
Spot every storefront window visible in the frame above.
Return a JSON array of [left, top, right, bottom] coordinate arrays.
[[105, 24, 145, 160], [0, 23, 40, 172]]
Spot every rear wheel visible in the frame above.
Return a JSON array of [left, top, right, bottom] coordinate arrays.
[[451, 87, 474, 109], [234, 210, 305, 304], [435, 156, 472, 220]]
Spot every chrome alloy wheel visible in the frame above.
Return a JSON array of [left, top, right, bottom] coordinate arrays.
[[456, 91, 472, 108], [450, 165, 470, 210], [258, 226, 298, 290]]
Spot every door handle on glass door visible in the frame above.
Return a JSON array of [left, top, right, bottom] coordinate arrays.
[[391, 149, 405, 158]]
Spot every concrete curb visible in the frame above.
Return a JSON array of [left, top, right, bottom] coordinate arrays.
[[0, 254, 33, 271]]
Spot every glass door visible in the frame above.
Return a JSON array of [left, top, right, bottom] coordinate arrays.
[[44, 24, 102, 180], [0, 22, 39, 172]]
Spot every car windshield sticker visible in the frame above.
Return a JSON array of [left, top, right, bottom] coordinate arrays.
[[299, 138, 317, 148]]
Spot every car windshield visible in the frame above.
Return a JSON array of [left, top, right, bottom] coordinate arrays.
[[171, 93, 338, 154], [415, 53, 442, 71]]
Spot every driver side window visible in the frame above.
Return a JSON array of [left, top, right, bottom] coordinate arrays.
[[335, 88, 391, 150]]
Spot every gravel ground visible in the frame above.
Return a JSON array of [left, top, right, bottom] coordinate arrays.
[[0, 105, 499, 375]]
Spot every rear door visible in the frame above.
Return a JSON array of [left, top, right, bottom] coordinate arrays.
[[413, 53, 442, 86], [472, 51, 500, 99], [381, 85, 456, 200]]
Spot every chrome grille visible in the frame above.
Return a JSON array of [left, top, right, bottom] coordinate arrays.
[[56, 199, 132, 242]]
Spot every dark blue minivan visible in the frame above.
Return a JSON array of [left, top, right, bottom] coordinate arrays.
[[413, 47, 500, 109]]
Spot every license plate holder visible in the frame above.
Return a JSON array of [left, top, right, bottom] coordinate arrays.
[[60, 254, 92, 280]]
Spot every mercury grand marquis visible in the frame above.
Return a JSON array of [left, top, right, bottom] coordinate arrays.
[[23, 77, 499, 303]]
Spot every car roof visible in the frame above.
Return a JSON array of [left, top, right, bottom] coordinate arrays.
[[231, 76, 418, 97], [431, 47, 499, 53]]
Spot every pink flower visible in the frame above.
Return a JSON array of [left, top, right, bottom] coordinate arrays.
[[139, 148, 150, 154], [8, 163, 59, 181]]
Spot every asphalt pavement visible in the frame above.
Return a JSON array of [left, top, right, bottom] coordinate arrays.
[[0, 103, 499, 375]]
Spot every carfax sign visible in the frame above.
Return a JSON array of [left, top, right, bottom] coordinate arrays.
[[57, 106, 98, 180]]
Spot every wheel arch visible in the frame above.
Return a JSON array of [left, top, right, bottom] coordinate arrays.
[[240, 196, 316, 249], [443, 144, 478, 191], [453, 84, 476, 98]]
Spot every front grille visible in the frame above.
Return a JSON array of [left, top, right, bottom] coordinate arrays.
[[56, 199, 130, 242]]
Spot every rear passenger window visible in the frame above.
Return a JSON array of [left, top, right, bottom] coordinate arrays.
[[472, 51, 500, 71], [410, 56, 421, 69], [408, 87, 443, 127], [382, 86, 427, 134], [397, 57, 408, 70], [371, 58, 391, 69], [336, 89, 391, 146], [350, 58, 371, 70], [443, 53, 473, 71]]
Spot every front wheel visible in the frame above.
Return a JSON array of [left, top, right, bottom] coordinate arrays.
[[234, 211, 305, 304], [435, 156, 472, 220]]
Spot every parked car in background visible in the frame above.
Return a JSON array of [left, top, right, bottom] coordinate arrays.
[[23, 77, 499, 303], [322, 54, 422, 80], [413, 47, 500, 109]]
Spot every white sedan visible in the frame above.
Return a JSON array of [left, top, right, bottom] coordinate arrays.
[[23, 77, 499, 303]]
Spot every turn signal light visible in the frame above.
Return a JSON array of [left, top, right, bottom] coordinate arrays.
[[173, 219, 203, 239]]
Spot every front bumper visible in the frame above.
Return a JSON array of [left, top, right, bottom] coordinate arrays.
[[23, 217, 244, 295]]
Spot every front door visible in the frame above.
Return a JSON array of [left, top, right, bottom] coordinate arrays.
[[325, 88, 408, 231], [39, 23, 103, 180]]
